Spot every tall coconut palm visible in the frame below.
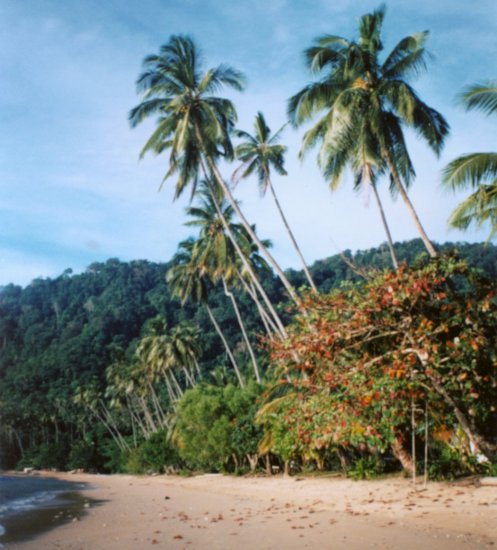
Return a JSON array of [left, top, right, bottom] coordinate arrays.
[[129, 34, 300, 306], [166, 239, 245, 387], [234, 112, 319, 290], [288, 6, 449, 258], [442, 81, 497, 239]]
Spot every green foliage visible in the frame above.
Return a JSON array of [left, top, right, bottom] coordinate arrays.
[[125, 430, 180, 474], [427, 443, 478, 481], [174, 382, 262, 471], [17, 442, 68, 471], [347, 456, 385, 480], [1, 243, 496, 472]]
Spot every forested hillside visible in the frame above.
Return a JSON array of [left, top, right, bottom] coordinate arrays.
[[1, 240, 496, 473]]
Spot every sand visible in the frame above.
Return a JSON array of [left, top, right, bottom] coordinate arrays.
[[9, 472, 497, 549]]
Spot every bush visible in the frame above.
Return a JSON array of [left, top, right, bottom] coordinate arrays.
[[347, 456, 385, 480], [125, 430, 180, 474], [17, 442, 68, 471]]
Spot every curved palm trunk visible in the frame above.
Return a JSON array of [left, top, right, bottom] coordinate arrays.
[[267, 179, 318, 292], [206, 304, 245, 388], [248, 281, 276, 337], [235, 268, 278, 336], [147, 381, 167, 425], [200, 171, 288, 338], [222, 277, 261, 383], [193, 357, 202, 379], [168, 370, 184, 398], [383, 149, 437, 258], [370, 182, 399, 269], [195, 125, 301, 307], [164, 376, 178, 405], [182, 366, 195, 387]]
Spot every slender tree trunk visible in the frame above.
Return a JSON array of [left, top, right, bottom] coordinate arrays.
[[222, 277, 261, 383], [168, 370, 184, 398], [383, 149, 437, 258], [411, 394, 417, 485], [147, 381, 167, 425], [12, 428, 24, 458], [163, 375, 178, 404], [94, 405, 130, 453], [194, 125, 301, 306], [206, 304, 245, 387], [370, 182, 399, 269], [182, 366, 195, 387], [407, 345, 496, 460], [267, 179, 318, 292], [129, 396, 151, 438], [391, 435, 415, 475], [235, 266, 280, 337], [193, 357, 202, 379], [265, 454, 272, 476], [424, 400, 429, 487], [137, 395, 158, 434], [200, 171, 287, 338], [426, 373, 496, 460]]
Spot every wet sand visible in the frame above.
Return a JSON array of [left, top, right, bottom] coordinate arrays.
[[9, 472, 497, 549]]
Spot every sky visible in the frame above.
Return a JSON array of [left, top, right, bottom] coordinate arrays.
[[1, 0, 496, 287]]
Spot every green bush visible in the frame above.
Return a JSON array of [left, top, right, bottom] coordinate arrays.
[[66, 438, 97, 471], [347, 456, 385, 480], [125, 430, 180, 474], [427, 443, 478, 480], [17, 442, 68, 471]]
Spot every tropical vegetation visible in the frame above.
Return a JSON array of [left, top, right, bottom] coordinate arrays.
[[1, 7, 496, 480]]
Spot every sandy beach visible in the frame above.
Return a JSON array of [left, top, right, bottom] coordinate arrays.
[[8, 472, 497, 549]]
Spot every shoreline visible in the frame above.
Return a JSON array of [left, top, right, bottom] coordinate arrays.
[[6, 471, 497, 549]]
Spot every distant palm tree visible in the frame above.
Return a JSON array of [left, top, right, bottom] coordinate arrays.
[[166, 239, 245, 387], [186, 183, 264, 382], [442, 81, 497, 239], [234, 112, 319, 289], [288, 6, 449, 258], [129, 34, 300, 306]]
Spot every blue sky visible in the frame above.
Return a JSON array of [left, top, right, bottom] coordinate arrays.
[[1, 0, 496, 286]]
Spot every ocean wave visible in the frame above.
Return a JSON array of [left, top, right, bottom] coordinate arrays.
[[0, 490, 59, 517]]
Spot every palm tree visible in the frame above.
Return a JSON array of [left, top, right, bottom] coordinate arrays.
[[185, 182, 264, 382], [129, 34, 300, 306], [166, 239, 245, 387], [234, 112, 319, 289], [442, 81, 497, 239], [288, 6, 449, 258], [136, 316, 185, 402], [167, 322, 203, 386]]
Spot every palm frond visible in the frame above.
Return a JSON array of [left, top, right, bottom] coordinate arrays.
[[460, 81, 497, 116], [447, 183, 497, 240], [381, 32, 429, 80], [442, 153, 497, 190]]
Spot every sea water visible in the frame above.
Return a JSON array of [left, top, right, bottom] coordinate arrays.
[[0, 475, 90, 545]]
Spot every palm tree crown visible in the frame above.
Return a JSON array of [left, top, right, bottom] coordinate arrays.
[[288, 6, 449, 257], [442, 81, 497, 239], [233, 112, 318, 290], [129, 35, 245, 198]]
